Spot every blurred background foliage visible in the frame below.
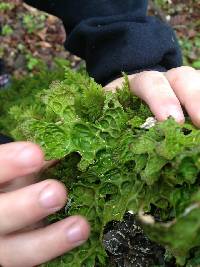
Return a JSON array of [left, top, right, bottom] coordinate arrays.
[[0, 0, 200, 78]]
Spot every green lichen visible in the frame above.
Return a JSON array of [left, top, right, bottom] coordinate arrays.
[[2, 64, 200, 266]]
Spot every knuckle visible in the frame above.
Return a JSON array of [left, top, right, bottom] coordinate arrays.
[[135, 70, 159, 80], [173, 66, 195, 84], [134, 70, 166, 87], [176, 66, 194, 73], [166, 66, 195, 85], [144, 71, 165, 82]]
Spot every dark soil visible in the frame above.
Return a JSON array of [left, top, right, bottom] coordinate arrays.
[[103, 213, 176, 267]]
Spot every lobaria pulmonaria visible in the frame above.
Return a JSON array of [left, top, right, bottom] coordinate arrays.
[[1, 63, 200, 266]]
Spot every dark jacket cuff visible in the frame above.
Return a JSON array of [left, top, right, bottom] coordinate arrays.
[[0, 134, 14, 144], [65, 15, 182, 85]]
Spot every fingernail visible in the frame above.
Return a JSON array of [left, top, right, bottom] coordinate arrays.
[[39, 184, 62, 210], [168, 105, 184, 122], [66, 222, 86, 245]]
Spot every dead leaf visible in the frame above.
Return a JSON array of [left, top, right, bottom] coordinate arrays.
[[38, 41, 52, 48], [37, 28, 47, 40]]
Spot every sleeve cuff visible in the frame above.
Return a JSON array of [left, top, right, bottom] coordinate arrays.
[[65, 15, 182, 85]]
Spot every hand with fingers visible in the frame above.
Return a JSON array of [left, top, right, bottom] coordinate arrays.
[[105, 66, 200, 127], [0, 142, 90, 267]]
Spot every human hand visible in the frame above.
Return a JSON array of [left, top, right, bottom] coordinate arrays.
[[0, 141, 90, 267], [105, 66, 200, 127]]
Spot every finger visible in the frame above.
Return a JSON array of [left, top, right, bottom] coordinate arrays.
[[0, 142, 44, 183], [42, 159, 59, 171], [105, 76, 127, 92], [165, 66, 200, 127], [0, 216, 90, 267], [104, 74, 136, 92], [0, 173, 36, 193], [130, 71, 185, 123], [0, 160, 60, 193], [0, 179, 67, 235], [17, 220, 48, 233]]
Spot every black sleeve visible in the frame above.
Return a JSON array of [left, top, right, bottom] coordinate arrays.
[[24, 0, 182, 85], [0, 134, 14, 144]]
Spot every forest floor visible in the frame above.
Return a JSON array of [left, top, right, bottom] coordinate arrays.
[[0, 0, 200, 78]]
